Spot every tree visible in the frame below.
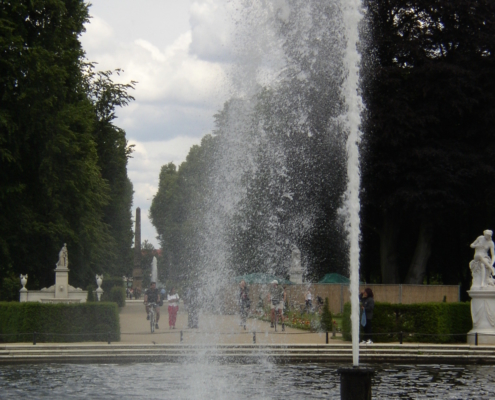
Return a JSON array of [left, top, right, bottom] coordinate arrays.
[[150, 135, 218, 286], [140, 240, 155, 289], [85, 67, 136, 277], [0, 1, 135, 290], [360, 0, 495, 284]]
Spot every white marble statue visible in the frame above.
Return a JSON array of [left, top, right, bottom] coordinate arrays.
[[470, 230, 495, 289], [289, 246, 303, 284], [56, 243, 68, 268]]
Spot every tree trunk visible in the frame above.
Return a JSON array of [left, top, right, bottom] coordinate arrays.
[[405, 217, 433, 284], [379, 211, 400, 283]]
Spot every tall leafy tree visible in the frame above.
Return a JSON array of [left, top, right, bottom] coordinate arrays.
[[150, 135, 217, 285], [0, 0, 135, 291], [85, 67, 136, 277], [360, 0, 495, 285]]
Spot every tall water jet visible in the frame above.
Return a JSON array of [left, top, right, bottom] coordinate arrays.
[[167, 0, 363, 355], [341, 0, 365, 366]]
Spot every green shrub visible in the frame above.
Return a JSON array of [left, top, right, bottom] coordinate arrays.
[[101, 277, 124, 293], [109, 286, 126, 307], [342, 302, 471, 343], [0, 302, 120, 343], [320, 297, 333, 332], [86, 284, 96, 302], [342, 303, 352, 341]]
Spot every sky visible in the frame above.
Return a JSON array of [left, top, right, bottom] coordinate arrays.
[[80, 0, 235, 248]]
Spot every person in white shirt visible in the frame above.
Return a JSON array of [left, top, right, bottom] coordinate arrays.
[[167, 287, 180, 329]]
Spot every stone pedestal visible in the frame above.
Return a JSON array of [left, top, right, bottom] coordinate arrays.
[[19, 287, 28, 302], [467, 290, 495, 345], [55, 267, 70, 299]]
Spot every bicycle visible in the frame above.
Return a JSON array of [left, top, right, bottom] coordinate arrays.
[[147, 302, 157, 333]]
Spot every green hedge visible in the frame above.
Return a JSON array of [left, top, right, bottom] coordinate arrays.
[[0, 302, 120, 343], [109, 287, 126, 307], [101, 277, 124, 293], [101, 277, 126, 306], [86, 284, 96, 302], [342, 302, 472, 343]]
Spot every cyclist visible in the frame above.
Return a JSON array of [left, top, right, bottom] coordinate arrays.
[[269, 280, 285, 331], [144, 281, 161, 329]]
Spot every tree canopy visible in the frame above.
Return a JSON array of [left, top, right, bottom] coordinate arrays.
[[0, 0, 135, 297], [360, 0, 495, 288]]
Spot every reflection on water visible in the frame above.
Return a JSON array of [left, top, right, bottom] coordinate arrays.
[[0, 362, 494, 400]]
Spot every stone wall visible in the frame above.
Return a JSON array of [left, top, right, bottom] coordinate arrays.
[[224, 283, 460, 315]]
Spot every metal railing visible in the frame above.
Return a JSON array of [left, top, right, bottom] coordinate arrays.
[[0, 329, 487, 346]]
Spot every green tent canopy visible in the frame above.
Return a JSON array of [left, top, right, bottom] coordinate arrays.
[[318, 273, 364, 284], [233, 273, 293, 285]]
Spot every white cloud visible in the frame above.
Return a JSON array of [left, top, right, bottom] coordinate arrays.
[[189, 0, 235, 62], [81, 0, 234, 246], [134, 39, 167, 62], [81, 15, 115, 54]]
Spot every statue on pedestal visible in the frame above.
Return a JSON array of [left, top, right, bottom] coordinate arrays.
[[469, 230, 495, 289], [467, 231, 495, 344], [56, 243, 68, 269], [289, 246, 303, 284]]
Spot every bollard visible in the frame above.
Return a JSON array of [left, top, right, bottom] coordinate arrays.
[[399, 331, 403, 345], [253, 331, 256, 344], [338, 367, 374, 400], [475, 332, 478, 346], [180, 331, 183, 343], [326, 331, 329, 344], [33, 331, 37, 345], [108, 331, 111, 345]]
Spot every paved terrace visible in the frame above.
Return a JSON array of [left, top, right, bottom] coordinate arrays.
[[1, 301, 494, 364]]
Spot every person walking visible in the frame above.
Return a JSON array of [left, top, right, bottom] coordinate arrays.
[[239, 280, 250, 329], [268, 280, 285, 331], [167, 287, 180, 329], [360, 288, 375, 344], [305, 288, 313, 313]]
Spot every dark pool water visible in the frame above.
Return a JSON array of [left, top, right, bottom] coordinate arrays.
[[0, 362, 494, 399]]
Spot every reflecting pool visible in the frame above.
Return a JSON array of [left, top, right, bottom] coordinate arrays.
[[1, 362, 494, 399]]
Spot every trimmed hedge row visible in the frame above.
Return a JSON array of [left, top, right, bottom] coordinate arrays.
[[108, 287, 126, 307], [342, 302, 472, 343], [101, 277, 124, 293], [0, 302, 120, 343]]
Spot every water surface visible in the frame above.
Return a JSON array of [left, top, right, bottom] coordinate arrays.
[[1, 362, 494, 399]]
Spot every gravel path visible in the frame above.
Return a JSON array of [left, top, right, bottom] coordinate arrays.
[[120, 300, 338, 345]]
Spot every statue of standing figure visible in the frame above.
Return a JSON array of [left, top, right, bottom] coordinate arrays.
[[470, 230, 495, 288], [56, 243, 68, 268]]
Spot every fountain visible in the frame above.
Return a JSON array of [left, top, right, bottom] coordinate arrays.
[[173, 0, 366, 362], [184, 0, 372, 395], [2, 1, 493, 399]]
